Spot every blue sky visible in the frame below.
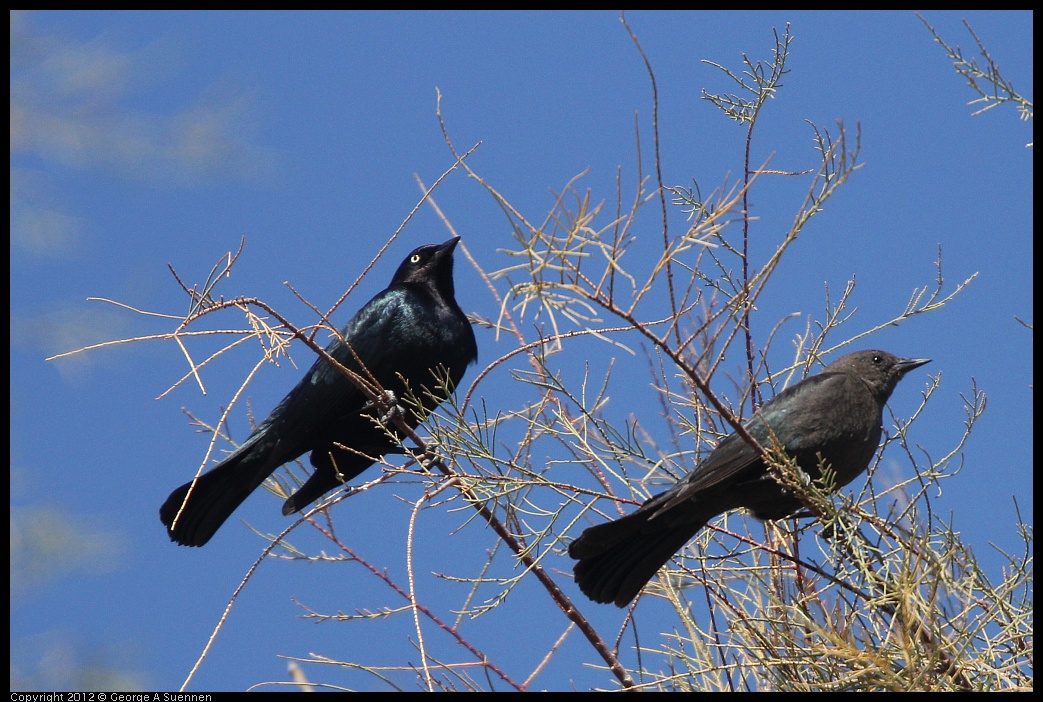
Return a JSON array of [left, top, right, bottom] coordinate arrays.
[[10, 10, 1032, 692]]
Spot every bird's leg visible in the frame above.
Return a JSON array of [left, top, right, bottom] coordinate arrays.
[[361, 389, 407, 426], [816, 514, 855, 543], [366, 391, 440, 471], [415, 450, 439, 471], [380, 390, 406, 426]]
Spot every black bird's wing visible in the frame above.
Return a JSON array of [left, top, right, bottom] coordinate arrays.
[[260, 288, 410, 460], [159, 287, 415, 545], [276, 287, 440, 514]]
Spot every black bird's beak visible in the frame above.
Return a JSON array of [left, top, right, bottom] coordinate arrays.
[[426, 237, 460, 269], [424, 237, 460, 269], [895, 357, 931, 376]]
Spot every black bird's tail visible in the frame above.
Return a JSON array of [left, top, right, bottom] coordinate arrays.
[[159, 447, 278, 547], [569, 509, 706, 608]]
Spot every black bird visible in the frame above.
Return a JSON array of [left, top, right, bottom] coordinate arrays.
[[568, 350, 930, 607], [160, 238, 477, 547]]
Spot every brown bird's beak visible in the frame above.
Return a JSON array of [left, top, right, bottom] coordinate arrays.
[[896, 357, 931, 376]]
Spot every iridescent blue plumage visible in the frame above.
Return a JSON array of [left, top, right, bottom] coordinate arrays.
[[160, 238, 476, 546]]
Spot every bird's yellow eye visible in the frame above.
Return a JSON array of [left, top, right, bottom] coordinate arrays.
[[410, 254, 421, 264]]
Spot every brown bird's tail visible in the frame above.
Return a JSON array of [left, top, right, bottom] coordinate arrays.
[[569, 509, 706, 607]]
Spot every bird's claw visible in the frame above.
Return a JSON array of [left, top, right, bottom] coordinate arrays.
[[379, 394, 406, 425], [363, 390, 407, 426]]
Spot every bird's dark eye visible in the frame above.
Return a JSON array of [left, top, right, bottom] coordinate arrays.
[[410, 254, 422, 264], [873, 355, 883, 365]]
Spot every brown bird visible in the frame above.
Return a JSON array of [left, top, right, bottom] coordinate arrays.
[[568, 350, 930, 607]]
